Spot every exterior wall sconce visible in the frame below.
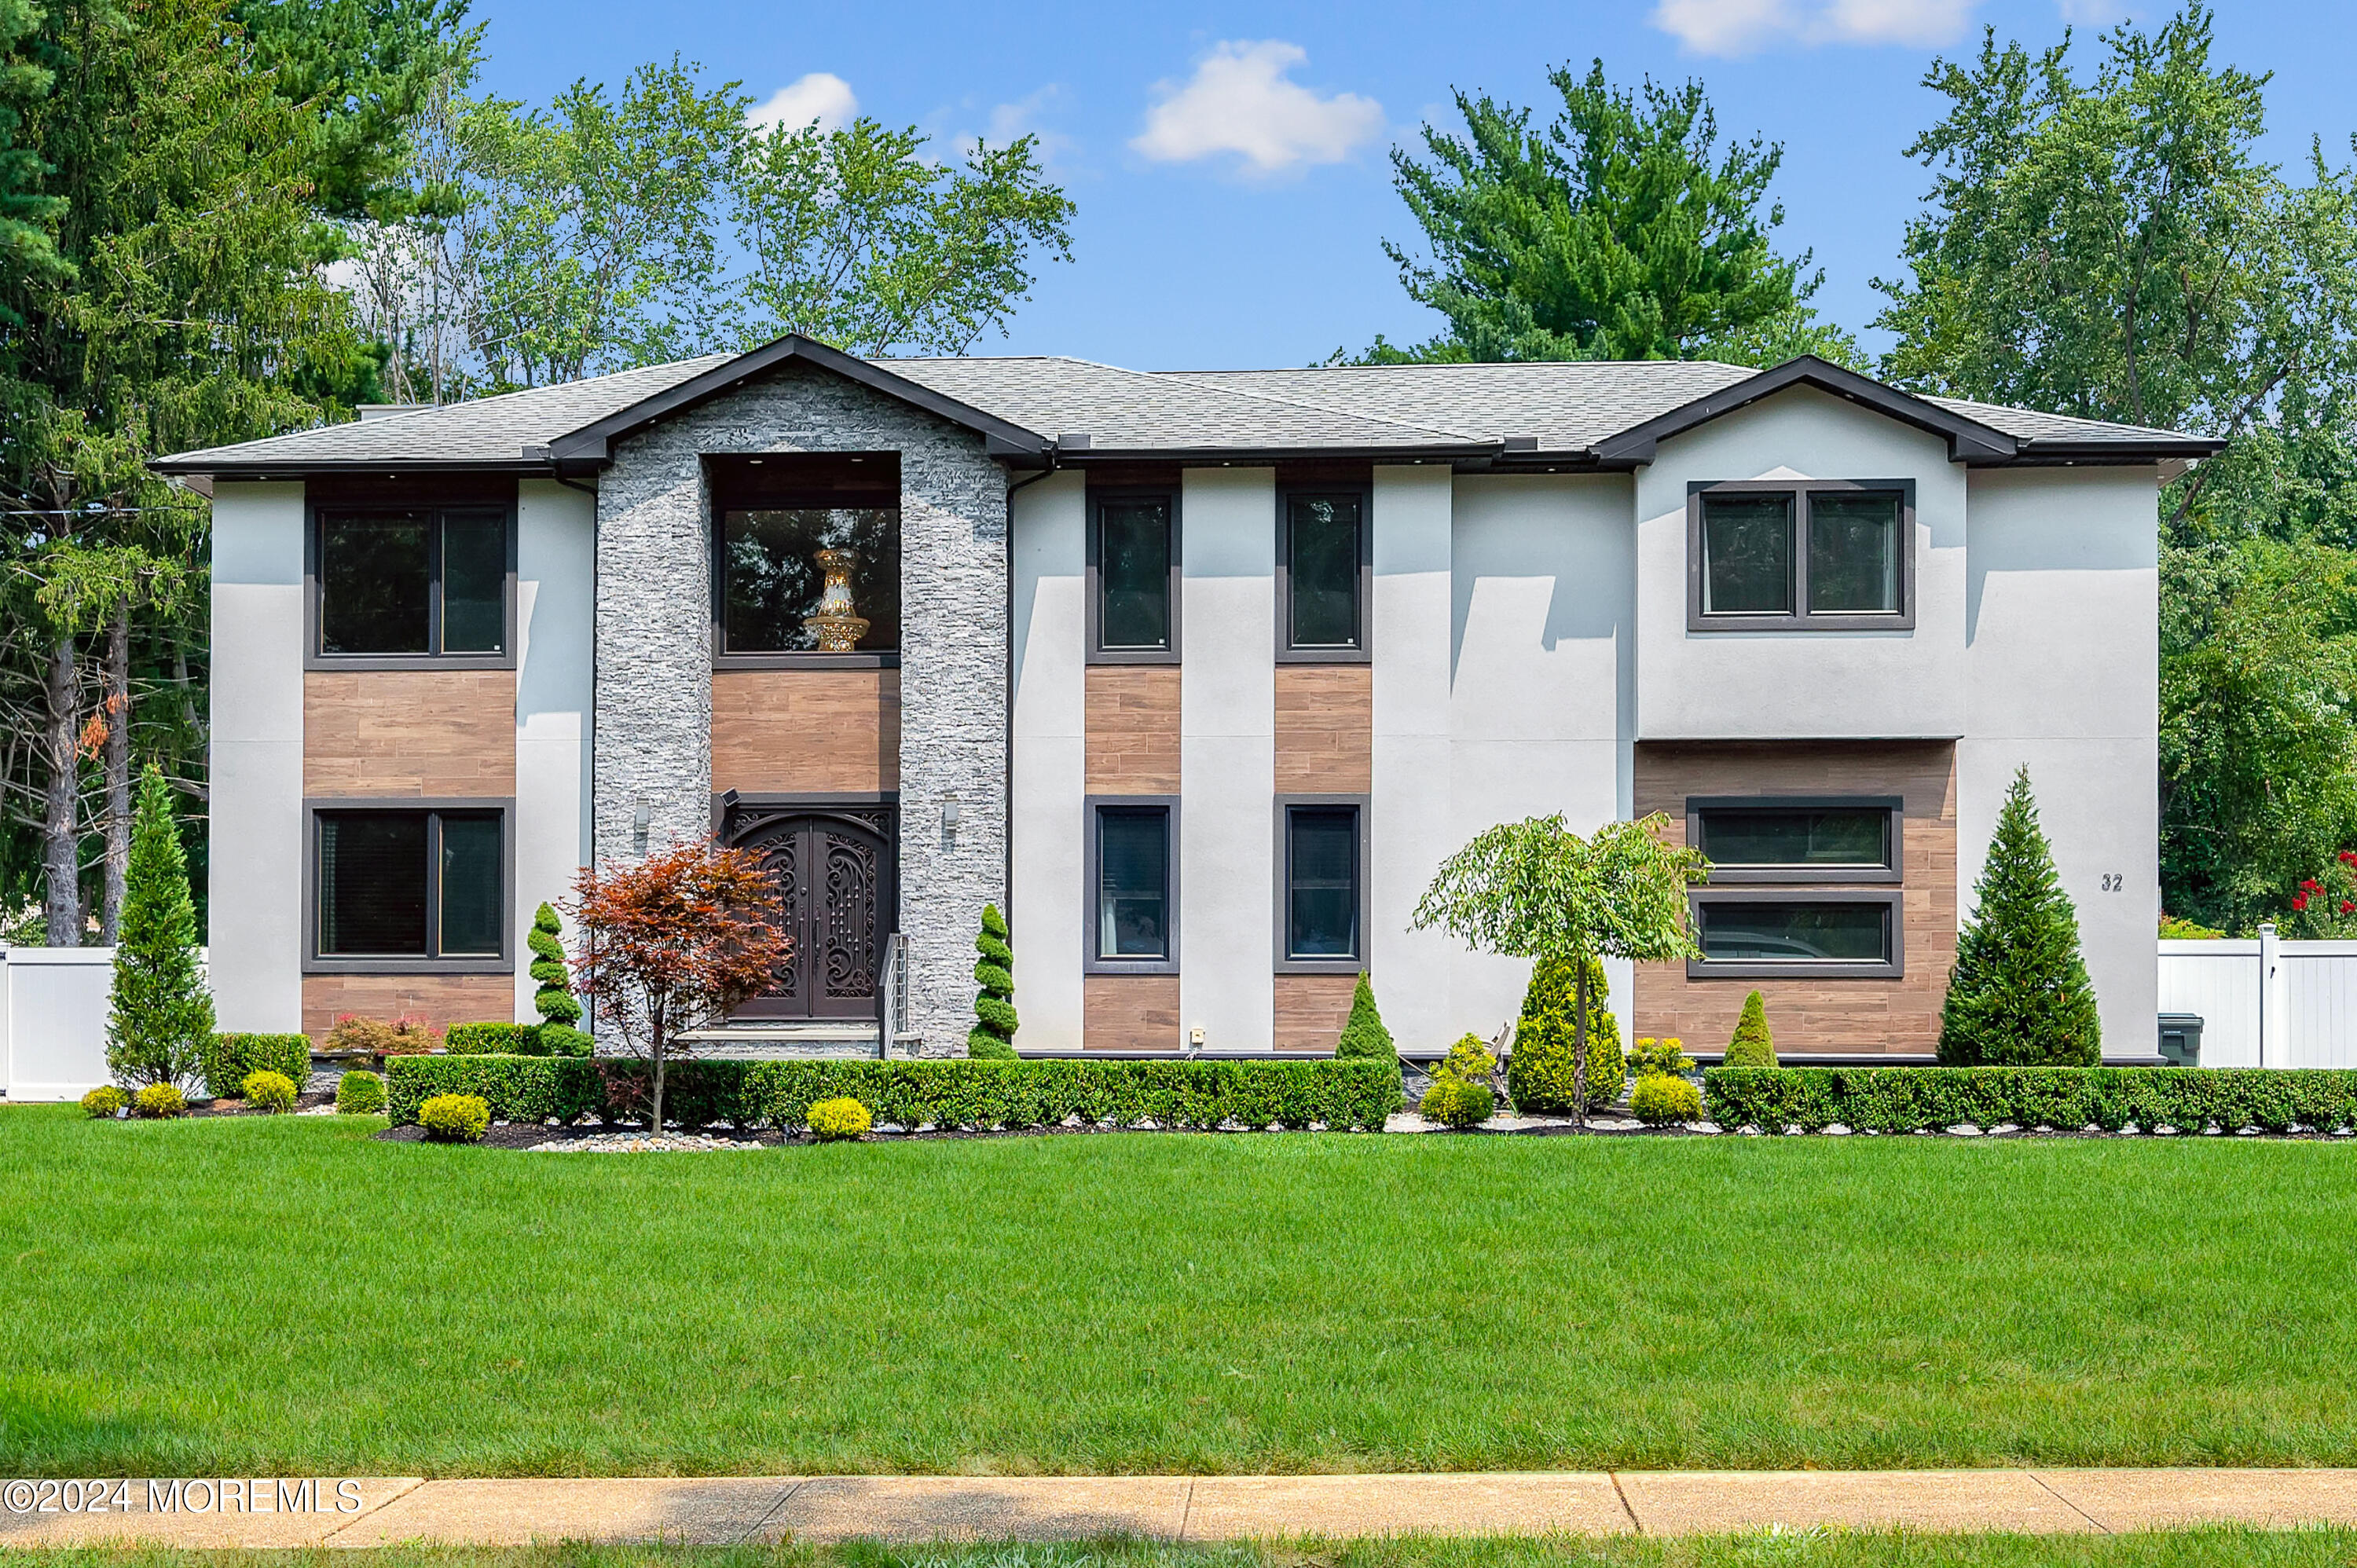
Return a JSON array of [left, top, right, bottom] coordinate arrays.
[[632, 804, 651, 856], [941, 793, 961, 841]]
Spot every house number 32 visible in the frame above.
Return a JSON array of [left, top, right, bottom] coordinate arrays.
[[2100, 874, 2124, 892]]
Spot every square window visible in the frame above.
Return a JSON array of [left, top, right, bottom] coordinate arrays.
[[316, 509, 508, 658], [1809, 492, 1901, 613], [1094, 804, 1171, 962], [1285, 493, 1362, 651], [719, 507, 900, 654], [315, 808, 504, 962], [1092, 494, 1177, 658], [1285, 804, 1360, 961], [1701, 493, 1794, 615]]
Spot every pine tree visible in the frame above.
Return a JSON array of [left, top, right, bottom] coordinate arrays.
[[968, 903, 1017, 1058], [1333, 972, 1395, 1060], [1941, 768, 2102, 1066], [527, 902, 581, 1025], [1724, 990, 1776, 1067], [1506, 954, 1625, 1114], [105, 764, 214, 1089]]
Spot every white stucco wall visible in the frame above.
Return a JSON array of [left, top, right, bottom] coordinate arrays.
[[1963, 465, 2161, 1057], [512, 479, 596, 1022], [207, 481, 306, 1031], [1634, 386, 1969, 740], [1008, 469, 1087, 1050], [1449, 474, 1638, 1045], [1178, 467, 1276, 1050]]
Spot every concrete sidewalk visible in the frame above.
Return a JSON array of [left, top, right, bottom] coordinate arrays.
[[6, 1470, 2357, 1548]]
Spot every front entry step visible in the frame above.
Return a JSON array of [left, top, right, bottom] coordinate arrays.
[[676, 1023, 884, 1060]]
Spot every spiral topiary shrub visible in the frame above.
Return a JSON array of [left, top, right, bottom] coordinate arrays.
[[240, 1070, 299, 1113], [528, 902, 583, 1028], [1507, 955, 1625, 1113], [968, 904, 1018, 1058], [133, 1083, 187, 1119], [336, 1070, 386, 1115], [418, 1093, 491, 1143], [807, 1095, 874, 1141], [81, 1085, 128, 1119], [1630, 1072, 1703, 1126]]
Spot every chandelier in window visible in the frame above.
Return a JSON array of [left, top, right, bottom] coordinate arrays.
[[802, 548, 871, 651]]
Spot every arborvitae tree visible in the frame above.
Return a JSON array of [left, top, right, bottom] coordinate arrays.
[[968, 903, 1017, 1058], [1941, 768, 2102, 1066], [527, 902, 581, 1026], [105, 764, 214, 1089], [1334, 972, 1396, 1060], [1724, 989, 1776, 1066], [1506, 954, 1625, 1114]]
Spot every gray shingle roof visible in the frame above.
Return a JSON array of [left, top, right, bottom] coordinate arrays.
[[152, 344, 2214, 474]]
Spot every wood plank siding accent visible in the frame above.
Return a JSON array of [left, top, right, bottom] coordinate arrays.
[[1083, 973, 1183, 1051], [1274, 664, 1373, 794], [1084, 665, 1181, 793], [1273, 973, 1358, 1051], [1632, 740, 1959, 1056], [303, 670, 516, 797], [710, 669, 900, 794], [301, 973, 514, 1041]]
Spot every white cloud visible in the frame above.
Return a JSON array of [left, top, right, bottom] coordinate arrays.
[[1815, 0, 1976, 43], [1131, 41, 1384, 175], [749, 71, 858, 134], [2056, 0, 2131, 21], [1651, 0, 1799, 56], [1651, 0, 1978, 54]]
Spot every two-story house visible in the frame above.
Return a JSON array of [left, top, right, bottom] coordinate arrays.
[[156, 341, 2212, 1059]]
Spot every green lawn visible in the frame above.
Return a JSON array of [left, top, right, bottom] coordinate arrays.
[[3, 1105, 2355, 1476]]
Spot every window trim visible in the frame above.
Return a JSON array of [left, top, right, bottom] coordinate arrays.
[[1685, 888, 1904, 980], [1272, 794, 1369, 973], [1686, 478, 1916, 633], [302, 797, 515, 973], [1688, 794, 1903, 885], [1274, 482, 1372, 663], [305, 504, 519, 672], [708, 486, 904, 671], [1083, 794, 1180, 975], [1086, 486, 1182, 665]]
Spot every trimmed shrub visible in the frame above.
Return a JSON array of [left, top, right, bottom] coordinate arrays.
[[1629, 1072, 1703, 1126], [105, 766, 215, 1090], [1703, 1065, 2357, 1135], [1334, 973, 1396, 1061], [132, 1083, 186, 1119], [240, 1070, 299, 1113], [528, 903, 583, 1027], [968, 904, 1018, 1058], [81, 1085, 127, 1119], [1629, 1036, 1693, 1078], [385, 1054, 1402, 1134], [808, 1096, 873, 1140], [1508, 955, 1625, 1113], [418, 1093, 491, 1143], [201, 1033, 312, 1100], [1420, 1074, 1494, 1127], [540, 1023, 592, 1057], [1941, 768, 2101, 1066], [335, 1070, 386, 1116], [447, 1022, 545, 1057], [1724, 991, 1776, 1067]]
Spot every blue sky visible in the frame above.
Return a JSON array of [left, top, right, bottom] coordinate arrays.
[[467, 0, 2348, 372]]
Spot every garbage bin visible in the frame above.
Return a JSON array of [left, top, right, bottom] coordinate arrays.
[[2157, 1012, 2203, 1067]]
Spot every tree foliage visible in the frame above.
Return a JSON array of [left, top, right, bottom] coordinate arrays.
[[104, 763, 211, 1088], [1940, 769, 2102, 1067]]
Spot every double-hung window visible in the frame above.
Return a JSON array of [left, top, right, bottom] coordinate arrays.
[[1278, 489, 1368, 658], [1690, 481, 1913, 631], [314, 508, 511, 662], [1089, 490, 1178, 661], [1686, 797, 1902, 977], [1087, 799, 1177, 972], [1276, 799, 1365, 970], [311, 804, 507, 966]]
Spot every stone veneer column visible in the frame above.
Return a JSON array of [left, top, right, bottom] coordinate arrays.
[[592, 361, 1009, 1054]]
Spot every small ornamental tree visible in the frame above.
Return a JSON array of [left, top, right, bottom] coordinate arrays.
[[1724, 990, 1776, 1067], [568, 837, 792, 1131], [1940, 768, 2102, 1066], [1413, 813, 1707, 1127], [528, 903, 583, 1027], [106, 765, 214, 1090], [969, 903, 1017, 1058], [1334, 972, 1396, 1061]]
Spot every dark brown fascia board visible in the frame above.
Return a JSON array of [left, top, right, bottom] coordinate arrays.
[[150, 456, 551, 478], [1060, 441, 1501, 466], [544, 332, 1052, 464], [1591, 355, 2020, 467], [2007, 435, 2226, 464]]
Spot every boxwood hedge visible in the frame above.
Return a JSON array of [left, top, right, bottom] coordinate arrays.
[[200, 1033, 313, 1100], [386, 1055, 1401, 1134], [1706, 1065, 2357, 1134]]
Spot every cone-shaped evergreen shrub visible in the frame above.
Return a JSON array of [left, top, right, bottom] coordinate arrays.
[[1506, 954, 1624, 1114], [528, 903, 582, 1026], [106, 766, 214, 1090], [969, 903, 1018, 1058], [1334, 973, 1395, 1060], [1724, 991, 1776, 1066], [1941, 768, 2102, 1065]]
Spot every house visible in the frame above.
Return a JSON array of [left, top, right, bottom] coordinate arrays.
[[155, 340, 2215, 1060]]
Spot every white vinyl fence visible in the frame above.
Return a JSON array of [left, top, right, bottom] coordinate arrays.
[[2159, 927, 2357, 1068], [0, 946, 119, 1101]]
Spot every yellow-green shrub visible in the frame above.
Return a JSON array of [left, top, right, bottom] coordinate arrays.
[[1508, 955, 1625, 1112], [1629, 1036, 1692, 1077], [1630, 1072, 1703, 1126], [807, 1096, 873, 1141], [336, 1070, 386, 1115], [81, 1085, 128, 1119], [1420, 1074, 1494, 1127], [241, 1070, 298, 1113], [418, 1093, 490, 1143], [132, 1083, 186, 1119]]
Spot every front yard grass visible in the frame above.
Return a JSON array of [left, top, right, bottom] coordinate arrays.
[[3, 1105, 2355, 1475]]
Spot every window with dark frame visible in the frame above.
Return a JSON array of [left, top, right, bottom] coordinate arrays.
[[1283, 804, 1361, 961], [1692, 803, 1893, 874], [1695, 899, 1893, 964], [317, 808, 503, 959], [317, 509, 508, 658], [1283, 492, 1364, 653], [1687, 795, 1903, 976], [1094, 804, 1171, 961], [717, 505, 902, 654], [1693, 483, 1909, 629], [1092, 493, 1175, 656]]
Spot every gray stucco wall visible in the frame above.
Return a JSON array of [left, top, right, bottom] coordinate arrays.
[[591, 360, 1009, 1053]]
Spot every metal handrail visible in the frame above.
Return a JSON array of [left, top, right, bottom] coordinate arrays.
[[877, 932, 911, 1058]]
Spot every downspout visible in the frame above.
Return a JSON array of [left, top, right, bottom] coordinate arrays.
[[555, 467, 600, 903], [1002, 450, 1061, 986]]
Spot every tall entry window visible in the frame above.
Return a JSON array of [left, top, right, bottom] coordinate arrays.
[[316, 509, 510, 660], [1087, 799, 1178, 971], [1690, 481, 1913, 631], [1279, 488, 1368, 658], [312, 806, 506, 963], [1089, 491, 1178, 661]]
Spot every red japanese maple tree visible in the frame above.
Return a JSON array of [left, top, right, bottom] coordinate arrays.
[[567, 837, 790, 1132]]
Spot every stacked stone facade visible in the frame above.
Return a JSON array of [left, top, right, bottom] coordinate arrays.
[[591, 361, 1009, 1053]]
